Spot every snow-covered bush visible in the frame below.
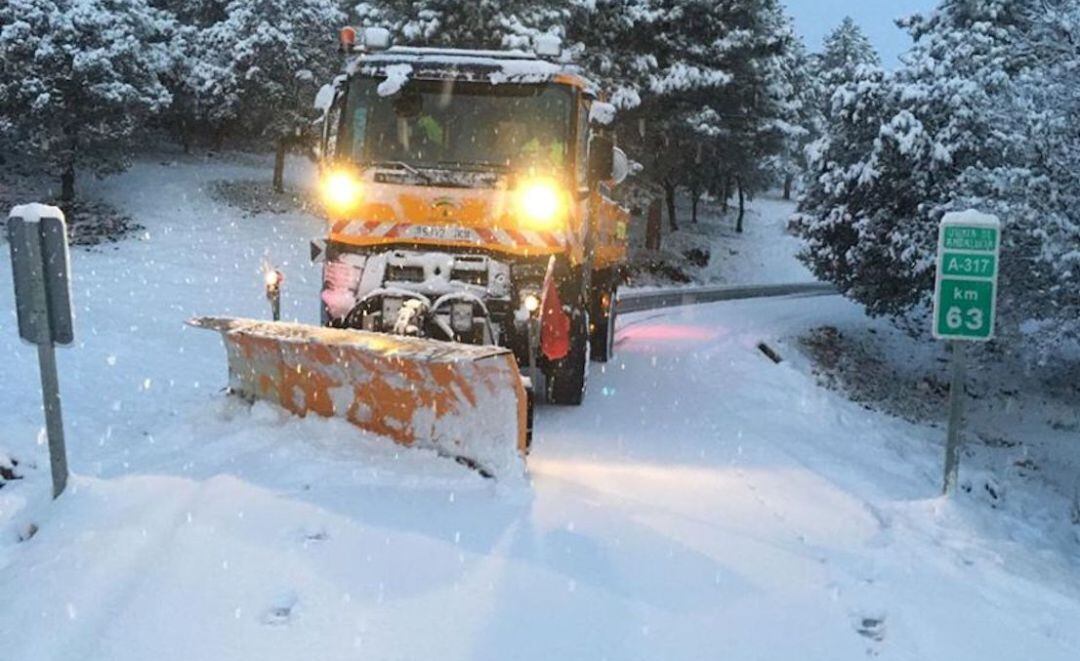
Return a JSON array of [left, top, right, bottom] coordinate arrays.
[[0, 0, 177, 201], [795, 0, 1080, 359]]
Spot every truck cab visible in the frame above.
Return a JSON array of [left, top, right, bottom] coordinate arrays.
[[315, 33, 629, 405]]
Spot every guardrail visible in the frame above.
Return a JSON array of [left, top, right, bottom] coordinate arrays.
[[616, 282, 838, 314]]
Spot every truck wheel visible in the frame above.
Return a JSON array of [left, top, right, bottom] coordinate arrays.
[[545, 308, 589, 406], [590, 284, 616, 363]]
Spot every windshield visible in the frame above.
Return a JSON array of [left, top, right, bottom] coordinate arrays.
[[338, 77, 574, 172]]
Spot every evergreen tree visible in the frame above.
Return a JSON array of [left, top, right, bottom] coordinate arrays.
[[816, 16, 879, 122], [572, 0, 799, 230], [195, 0, 345, 189], [0, 0, 177, 201], [820, 17, 880, 85], [149, 0, 230, 151], [567, 0, 665, 110], [375, 0, 570, 50], [764, 17, 817, 201], [796, 0, 1080, 356], [668, 0, 795, 230]]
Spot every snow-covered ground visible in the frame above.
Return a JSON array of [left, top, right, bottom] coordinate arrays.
[[1, 157, 1079, 660], [626, 194, 813, 288]]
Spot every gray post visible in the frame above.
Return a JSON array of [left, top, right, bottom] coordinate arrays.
[[8, 210, 71, 499], [942, 341, 966, 495], [37, 341, 68, 497]]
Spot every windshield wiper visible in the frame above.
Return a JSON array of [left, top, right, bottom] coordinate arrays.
[[369, 160, 433, 183]]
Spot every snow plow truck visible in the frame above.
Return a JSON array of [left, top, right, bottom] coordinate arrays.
[[194, 27, 629, 477]]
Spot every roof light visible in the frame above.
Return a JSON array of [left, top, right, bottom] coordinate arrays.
[[340, 26, 356, 51], [533, 34, 562, 59]]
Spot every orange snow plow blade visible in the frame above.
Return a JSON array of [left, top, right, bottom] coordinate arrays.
[[190, 317, 528, 478]]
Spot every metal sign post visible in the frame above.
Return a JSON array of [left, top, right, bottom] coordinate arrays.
[[932, 211, 1000, 495], [8, 205, 75, 499]]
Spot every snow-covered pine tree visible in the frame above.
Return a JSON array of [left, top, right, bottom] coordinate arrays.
[[0, 0, 176, 202], [765, 19, 817, 201], [646, 0, 738, 228], [153, 0, 228, 25], [571, 0, 800, 232], [580, 0, 739, 231], [149, 0, 230, 151], [373, 0, 570, 50], [195, 0, 345, 190], [796, 0, 1080, 357], [819, 17, 879, 95], [810, 16, 880, 142], [781, 18, 877, 208], [664, 0, 796, 231], [567, 0, 665, 111]]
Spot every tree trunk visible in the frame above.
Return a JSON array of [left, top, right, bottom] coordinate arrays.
[[212, 125, 226, 151], [783, 173, 794, 201], [645, 197, 662, 250], [273, 137, 287, 193], [690, 185, 700, 224], [61, 163, 75, 204], [736, 177, 746, 234], [180, 119, 192, 155], [664, 180, 677, 232]]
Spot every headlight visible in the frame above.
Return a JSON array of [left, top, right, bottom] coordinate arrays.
[[516, 177, 566, 230], [523, 293, 541, 313], [321, 169, 363, 216]]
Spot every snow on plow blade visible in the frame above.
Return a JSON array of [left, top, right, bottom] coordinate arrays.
[[190, 317, 528, 478]]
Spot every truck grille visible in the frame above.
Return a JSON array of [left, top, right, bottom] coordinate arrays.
[[386, 265, 425, 283], [450, 269, 487, 286]]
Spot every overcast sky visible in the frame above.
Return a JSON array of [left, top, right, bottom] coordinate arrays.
[[782, 0, 939, 65]]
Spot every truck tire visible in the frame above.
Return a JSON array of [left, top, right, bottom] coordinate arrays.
[[590, 282, 616, 363], [545, 308, 590, 406]]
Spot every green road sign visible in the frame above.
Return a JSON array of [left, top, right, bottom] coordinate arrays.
[[941, 252, 996, 278], [932, 211, 1000, 341], [942, 226, 997, 251]]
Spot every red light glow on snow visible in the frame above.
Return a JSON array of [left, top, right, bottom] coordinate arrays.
[[619, 322, 722, 345]]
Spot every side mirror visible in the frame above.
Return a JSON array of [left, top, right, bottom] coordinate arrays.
[[317, 81, 345, 169], [611, 147, 629, 186], [588, 134, 614, 185]]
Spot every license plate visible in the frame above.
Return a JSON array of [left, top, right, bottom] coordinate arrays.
[[403, 225, 477, 242]]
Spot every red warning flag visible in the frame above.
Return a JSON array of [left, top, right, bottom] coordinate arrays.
[[540, 262, 570, 361]]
